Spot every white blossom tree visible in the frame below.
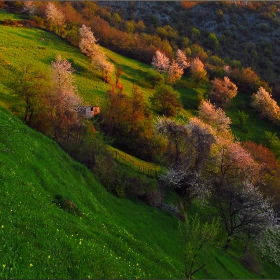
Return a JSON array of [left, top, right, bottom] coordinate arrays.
[[78, 24, 99, 59], [79, 24, 114, 83], [209, 179, 276, 250], [151, 50, 170, 73], [251, 86, 280, 123], [45, 54, 82, 142], [198, 100, 231, 135], [159, 117, 216, 200], [209, 76, 238, 108], [175, 49, 190, 69], [45, 2, 65, 35], [92, 49, 114, 83], [255, 224, 280, 268]]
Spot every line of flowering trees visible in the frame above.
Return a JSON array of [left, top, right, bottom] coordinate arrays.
[[155, 99, 280, 266]]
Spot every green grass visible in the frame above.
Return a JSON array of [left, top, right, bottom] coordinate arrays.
[[109, 146, 165, 177], [0, 106, 272, 279], [226, 93, 280, 144], [0, 106, 184, 278]]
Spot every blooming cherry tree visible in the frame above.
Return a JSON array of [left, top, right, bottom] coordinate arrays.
[[45, 2, 65, 35], [251, 86, 280, 123], [151, 50, 170, 73], [46, 54, 82, 141], [198, 100, 231, 134], [209, 76, 238, 108], [175, 49, 190, 69], [79, 24, 114, 83]]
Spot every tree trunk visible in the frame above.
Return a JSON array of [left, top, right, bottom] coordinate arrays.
[[224, 237, 231, 250]]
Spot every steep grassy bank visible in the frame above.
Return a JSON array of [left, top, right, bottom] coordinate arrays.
[[0, 11, 280, 278], [0, 94, 271, 280], [0, 106, 184, 278]]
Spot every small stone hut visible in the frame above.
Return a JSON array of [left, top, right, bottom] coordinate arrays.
[[78, 106, 100, 119]]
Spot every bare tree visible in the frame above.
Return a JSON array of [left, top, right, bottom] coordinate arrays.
[[155, 117, 189, 168]]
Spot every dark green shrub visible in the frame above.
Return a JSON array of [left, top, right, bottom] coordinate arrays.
[[53, 195, 82, 216]]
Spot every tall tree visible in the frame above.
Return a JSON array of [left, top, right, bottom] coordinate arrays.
[[159, 117, 216, 199], [209, 76, 238, 108], [251, 87, 280, 123], [79, 24, 114, 83], [45, 2, 65, 35], [11, 64, 48, 124], [190, 57, 207, 88], [198, 100, 231, 135], [150, 85, 182, 117], [151, 50, 170, 73], [45, 54, 82, 142]]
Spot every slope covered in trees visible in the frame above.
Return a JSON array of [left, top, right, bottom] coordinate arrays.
[[1, 4, 280, 279]]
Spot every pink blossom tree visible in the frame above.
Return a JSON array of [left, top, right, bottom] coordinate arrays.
[[198, 100, 231, 134], [167, 60, 184, 84], [45, 2, 65, 35], [79, 24, 114, 83], [45, 54, 82, 142], [167, 49, 190, 84], [209, 76, 238, 108], [251, 86, 280, 123], [151, 50, 170, 73], [175, 49, 190, 69]]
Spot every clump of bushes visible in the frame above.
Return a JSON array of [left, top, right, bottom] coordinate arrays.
[[53, 194, 82, 216]]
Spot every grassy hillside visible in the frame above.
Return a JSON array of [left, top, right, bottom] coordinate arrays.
[[1, 87, 275, 279], [0, 11, 278, 147], [0, 106, 183, 278], [0, 11, 280, 279]]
